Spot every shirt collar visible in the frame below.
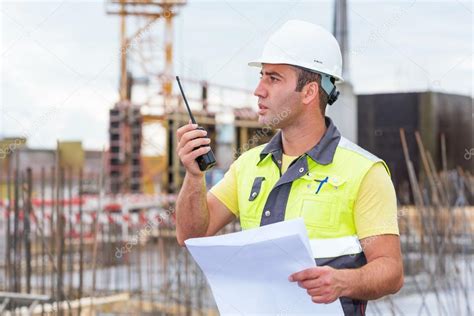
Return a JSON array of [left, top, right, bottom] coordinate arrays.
[[258, 116, 341, 166]]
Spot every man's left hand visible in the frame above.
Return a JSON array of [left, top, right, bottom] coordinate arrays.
[[289, 266, 346, 304]]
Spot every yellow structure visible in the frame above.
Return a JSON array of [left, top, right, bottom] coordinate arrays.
[[57, 141, 85, 169]]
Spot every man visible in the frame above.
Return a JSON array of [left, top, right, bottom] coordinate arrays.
[[175, 20, 403, 315]]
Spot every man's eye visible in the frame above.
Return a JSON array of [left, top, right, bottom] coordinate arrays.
[[270, 76, 279, 82]]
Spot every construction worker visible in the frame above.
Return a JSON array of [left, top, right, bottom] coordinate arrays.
[[175, 20, 403, 315]]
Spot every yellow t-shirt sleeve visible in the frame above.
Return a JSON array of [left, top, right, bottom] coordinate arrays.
[[209, 161, 239, 217], [354, 162, 400, 239]]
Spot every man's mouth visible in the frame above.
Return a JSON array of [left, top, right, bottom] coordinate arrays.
[[258, 103, 268, 115]]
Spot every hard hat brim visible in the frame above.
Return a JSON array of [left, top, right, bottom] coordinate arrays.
[[248, 60, 344, 83]]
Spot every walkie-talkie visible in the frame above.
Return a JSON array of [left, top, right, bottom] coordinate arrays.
[[176, 76, 217, 172]]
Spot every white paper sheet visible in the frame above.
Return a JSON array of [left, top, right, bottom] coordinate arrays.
[[185, 218, 343, 315]]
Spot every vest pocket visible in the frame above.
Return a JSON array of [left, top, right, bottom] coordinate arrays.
[[297, 173, 347, 232], [240, 176, 267, 230], [300, 195, 340, 231]]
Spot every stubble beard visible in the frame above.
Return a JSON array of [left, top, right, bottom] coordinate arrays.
[[258, 93, 300, 130]]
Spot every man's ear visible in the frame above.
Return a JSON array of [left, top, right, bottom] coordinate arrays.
[[301, 81, 319, 105]]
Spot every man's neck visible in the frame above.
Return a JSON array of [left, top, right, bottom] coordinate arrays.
[[280, 116, 327, 156]]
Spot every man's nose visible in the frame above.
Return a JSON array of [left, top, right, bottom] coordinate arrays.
[[253, 80, 268, 98]]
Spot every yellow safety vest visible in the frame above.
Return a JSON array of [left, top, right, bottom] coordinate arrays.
[[233, 117, 389, 316]]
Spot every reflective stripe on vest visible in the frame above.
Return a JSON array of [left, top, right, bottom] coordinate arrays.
[[310, 235, 363, 259]]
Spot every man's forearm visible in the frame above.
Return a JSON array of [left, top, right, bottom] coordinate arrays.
[[175, 173, 209, 246], [339, 257, 404, 300]]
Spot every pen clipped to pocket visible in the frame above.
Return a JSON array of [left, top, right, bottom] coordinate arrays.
[[314, 176, 329, 194]]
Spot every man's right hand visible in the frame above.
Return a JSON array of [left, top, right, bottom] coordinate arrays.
[[176, 122, 212, 177]]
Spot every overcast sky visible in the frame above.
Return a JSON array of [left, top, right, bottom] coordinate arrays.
[[1, 0, 472, 150]]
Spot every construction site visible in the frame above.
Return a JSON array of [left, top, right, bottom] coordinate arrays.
[[0, 0, 473, 315]]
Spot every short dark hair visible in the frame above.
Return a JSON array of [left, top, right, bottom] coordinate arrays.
[[292, 66, 329, 115]]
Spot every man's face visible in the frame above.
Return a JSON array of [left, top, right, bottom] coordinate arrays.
[[253, 64, 302, 128]]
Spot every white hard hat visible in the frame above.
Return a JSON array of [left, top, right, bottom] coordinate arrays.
[[248, 20, 344, 83]]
